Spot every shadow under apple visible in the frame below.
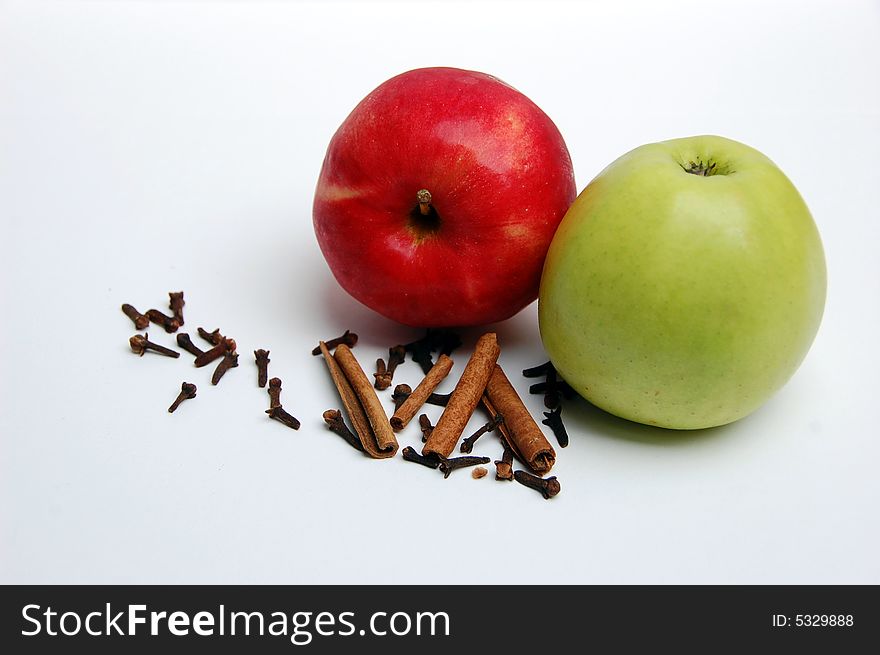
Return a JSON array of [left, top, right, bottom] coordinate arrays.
[[562, 391, 748, 447]]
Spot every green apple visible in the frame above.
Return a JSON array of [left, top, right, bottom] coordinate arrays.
[[538, 135, 826, 429]]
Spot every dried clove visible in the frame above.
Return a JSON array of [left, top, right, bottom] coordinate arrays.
[[513, 470, 561, 499], [427, 392, 451, 407], [254, 349, 270, 387], [374, 358, 387, 389], [494, 441, 514, 481], [374, 345, 406, 390], [168, 382, 197, 413], [404, 329, 462, 374], [528, 380, 574, 399], [543, 366, 561, 409], [460, 414, 503, 454], [408, 340, 435, 374], [401, 446, 441, 469], [129, 333, 180, 358], [522, 361, 554, 378], [266, 405, 300, 430], [542, 406, 569, 448], [525, 362, 574, 409], [311, 329, 358, 356], [146, 308, 180, 333], [386, 344, 407, 376], [472, 466, 488, 479], [435, 330, 462, 357], [405, 332, 435, 373], [197, 327, 224, 345], [176, 333, 205, 357], [438, 455, 491, 479], [168, 291, 185, 326], [391, 384, 413, 411], [418, 413, 434, 443], [557, 379, 575, 400], [267, 377, 283, 409], [121, 303, 149, 330], [391, 384, 450, 410], [323, 409, 364, 452], [211, 351, 239, 385], [194, 337, 236, 368]]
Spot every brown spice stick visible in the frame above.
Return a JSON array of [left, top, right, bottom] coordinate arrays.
[[318, 341, 380, 457], [334, 345, 398, 458], [390, 354, 454, 431], [483, 364, 556, 474], [320, 342, 398, 459], [422, 333, 500, 459]]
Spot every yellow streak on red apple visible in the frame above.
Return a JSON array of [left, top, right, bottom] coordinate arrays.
[[317, 183, 363, 203]]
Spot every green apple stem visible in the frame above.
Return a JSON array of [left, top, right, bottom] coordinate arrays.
[[417, 189, 433, 216], [682, 159, 728, 176]]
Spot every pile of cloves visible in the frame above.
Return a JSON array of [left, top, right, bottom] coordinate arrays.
[[122, 290, 300, 430]]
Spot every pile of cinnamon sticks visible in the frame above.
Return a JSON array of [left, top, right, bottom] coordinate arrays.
[[318, 331, 561, 499]]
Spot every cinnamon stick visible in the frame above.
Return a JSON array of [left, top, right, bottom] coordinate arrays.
[[334, 344, 399, 458], [318, 341, 393, 459], [483, 364, 556, 474], [390, 354, 454, 431], [423, 333, 500, 459]]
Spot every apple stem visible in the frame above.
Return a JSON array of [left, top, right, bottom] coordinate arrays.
[[683, 159, 724, 176], [417, 189, 432, 216]]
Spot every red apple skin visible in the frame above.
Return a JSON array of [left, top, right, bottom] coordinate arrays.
[[313, 67, 576, 327]]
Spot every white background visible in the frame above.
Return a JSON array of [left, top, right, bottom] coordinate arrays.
[[1, 0, 878, 584]]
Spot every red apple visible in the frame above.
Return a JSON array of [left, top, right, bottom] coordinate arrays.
[[313, 67, 576, 327]]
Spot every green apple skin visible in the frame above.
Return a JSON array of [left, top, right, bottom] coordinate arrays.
[[538, 135, 826, 430]]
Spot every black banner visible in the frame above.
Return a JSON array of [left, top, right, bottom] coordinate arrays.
[[1, 586, 876, 652]]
